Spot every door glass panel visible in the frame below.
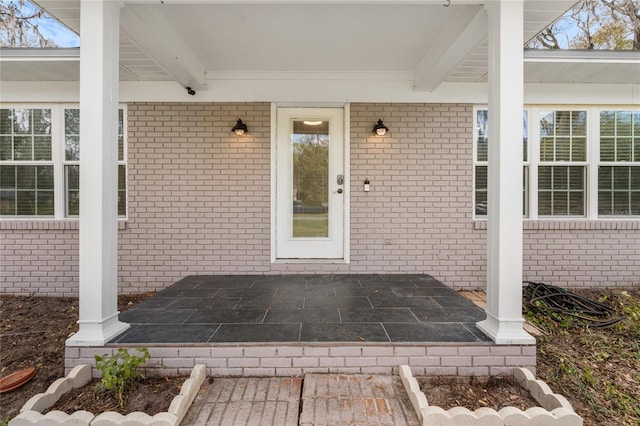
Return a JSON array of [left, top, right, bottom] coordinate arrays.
[[291, 120, 329, 238]]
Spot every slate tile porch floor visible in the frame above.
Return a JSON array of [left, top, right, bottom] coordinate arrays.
[[112, 274, 490, 344]]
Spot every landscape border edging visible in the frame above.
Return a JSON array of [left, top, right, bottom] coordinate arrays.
[[9, 364, 206, 426], [399, 365, 583, 426]]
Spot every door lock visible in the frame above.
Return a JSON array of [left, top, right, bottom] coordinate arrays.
[[337, 174, 344, 185]]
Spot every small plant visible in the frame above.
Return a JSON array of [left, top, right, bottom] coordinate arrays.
[[95, 348, 150, 408]]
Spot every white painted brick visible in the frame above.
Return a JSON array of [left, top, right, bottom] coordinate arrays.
[[228, 357, 260, 368], [329, 347, 362, 357], [293, 357, 319, 368], [362, 347, 394, 357], [394, 347, 426, 357], [4, 102, 637, 296], [211, 347, 244, 358], [344, 357, 377, 367], [244, 347, 278, 358], [377, 357, 408, 367], [426, 347, 459, 357], [161, 358, 195, 368], [260, 357, 292, 368]]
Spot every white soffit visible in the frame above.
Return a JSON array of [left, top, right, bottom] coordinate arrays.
[[524, 49, 640, 84], [10, 0, 622, 88]]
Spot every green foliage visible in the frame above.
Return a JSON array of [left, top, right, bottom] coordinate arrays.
[[0, 416, 10, 426], [94, 348, 150, 408]]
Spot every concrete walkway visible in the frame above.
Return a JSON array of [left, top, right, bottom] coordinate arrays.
[[182, 374, 419, 426]]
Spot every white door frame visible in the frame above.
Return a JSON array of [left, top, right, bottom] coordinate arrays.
[[270, 103, 350, 263]]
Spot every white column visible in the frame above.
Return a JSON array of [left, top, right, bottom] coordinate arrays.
[[476, 0, 534, 345], [67, 0, 129, 346]]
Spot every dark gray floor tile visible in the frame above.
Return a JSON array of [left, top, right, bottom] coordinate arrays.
[[118, 309, 196, 324], [369, 295, 441, 309], [413, 278, 451, 288], [276, 287, 336, 297], [462, 323, 493, 342], [196, 281, 254, 289], [185, 309, 267, 324], [155, 287, 220, 298], [383, 323, 485, 342], [334, 287, 395, 297], [300, 323, 389, 342], [379, 274, 428, 281], [304, 296, 372, 309], [216, 288, 277, 298], [130, 297, 176, 309], [168, 298, 240, 309], [209, 323, 301, 342], [251, 282, 305, 291], [339, 308, 419, 323], [360, 279, 417, 288], [235, 297, 304, 309], [411, 308, 486, 322], [431, 296, 478, 308], [307, 275, 361, 287], [114, 324, 219, 343], [264, 308, 341, 323], [392, 287, 459, 297]]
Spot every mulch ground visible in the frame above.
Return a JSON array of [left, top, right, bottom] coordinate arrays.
[[0, 295, 179, 421], [1, 288, 639, 425], [419, 376, 540, 411]]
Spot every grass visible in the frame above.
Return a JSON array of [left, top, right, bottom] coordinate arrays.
[[292, 213, 328, 237]]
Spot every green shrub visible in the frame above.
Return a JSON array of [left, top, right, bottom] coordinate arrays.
[[94, 348, 150, 408]]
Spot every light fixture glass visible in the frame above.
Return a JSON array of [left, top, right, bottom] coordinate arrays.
[[303, 120, 323, 126], [231, 118, 248, 136], [373, 119, 389, 136]]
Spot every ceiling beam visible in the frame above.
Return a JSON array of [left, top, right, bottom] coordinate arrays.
[[414, 6, 487, 92], [120, 5, 206, 90]]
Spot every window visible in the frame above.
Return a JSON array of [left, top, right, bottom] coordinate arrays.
[[538, 110, 587, 216], [474, 106, 640, 220], [0, 105, 126, 219], [598, 111, 640, 216], [473, 109, 528, 217], [0, 108, 54, 216], [64, 109, 126, 217]]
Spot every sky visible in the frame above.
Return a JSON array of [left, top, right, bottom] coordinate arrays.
[[20, 0, 80, 47]]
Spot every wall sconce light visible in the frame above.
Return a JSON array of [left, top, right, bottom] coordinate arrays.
[[231, 119, 248, 136], [373, 119, 389, 136]]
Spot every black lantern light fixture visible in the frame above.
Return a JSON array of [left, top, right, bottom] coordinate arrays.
[[231, 118, 248, 136], [373, 119, 389, 136]]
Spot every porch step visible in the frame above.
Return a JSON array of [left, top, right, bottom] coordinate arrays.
[[182, 377, 302, 426], [299, 374, 419, 426], [181, 374, 419, 426]]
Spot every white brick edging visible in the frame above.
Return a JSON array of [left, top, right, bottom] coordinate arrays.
[[10, 364, 206, 426], [399, 365, 583, 426]]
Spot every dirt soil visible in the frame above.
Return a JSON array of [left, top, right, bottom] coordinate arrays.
[[0, 295, 180, 421], [1, 288, 639, 425], [419, 376, 540, 411]]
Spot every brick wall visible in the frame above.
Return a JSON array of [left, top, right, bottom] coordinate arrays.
[[1, 102, 638, 296]]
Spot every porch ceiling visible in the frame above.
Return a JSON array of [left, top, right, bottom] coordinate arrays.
[[11, 0, 582, 90]]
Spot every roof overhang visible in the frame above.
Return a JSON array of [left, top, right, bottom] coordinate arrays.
[[3, 0, 588, 91]]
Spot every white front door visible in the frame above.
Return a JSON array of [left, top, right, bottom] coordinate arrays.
[[276, 108, 345, 259]]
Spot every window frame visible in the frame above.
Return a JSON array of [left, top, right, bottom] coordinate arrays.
[[595, 108, 640, 218], [0, 103, 127, 220], [472, 106, 530, 220], [536, 108, 589, 218], [474, 105, 640, 221]]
